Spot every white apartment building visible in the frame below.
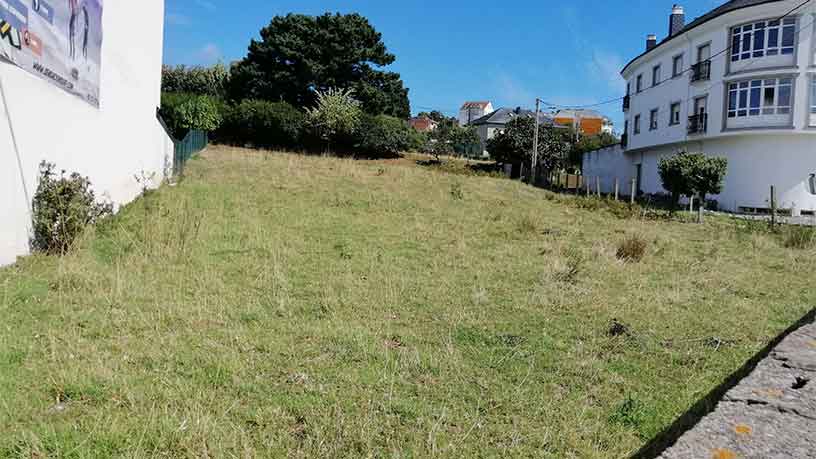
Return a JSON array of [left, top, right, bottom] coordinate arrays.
[[597, 0, 816, 213]]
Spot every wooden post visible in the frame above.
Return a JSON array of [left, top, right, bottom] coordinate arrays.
[[596, 177, 601, 198], [697, 194, 704, 224], [770, 185, 777, 230], [630, 179, 636, 205], [586, 178, 590, 196], [614, 178, 619, 201], [689, 195, 694, 212]]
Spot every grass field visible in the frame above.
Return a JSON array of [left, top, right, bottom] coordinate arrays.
[[2, 145, 815, 458]]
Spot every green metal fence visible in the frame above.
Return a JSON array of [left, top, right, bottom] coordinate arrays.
[[173, 130, 208, 176]]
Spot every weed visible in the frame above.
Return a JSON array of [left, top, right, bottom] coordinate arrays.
[[554, 248, 584, 284], [450, 182, 464, 200], [616, 235, 648, 263], [781, 226, 816, 249]]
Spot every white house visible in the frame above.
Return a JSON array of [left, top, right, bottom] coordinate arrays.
[[1, 0, 173, 266], [459, 101, 494, 126], [590, 0, 816, 213]]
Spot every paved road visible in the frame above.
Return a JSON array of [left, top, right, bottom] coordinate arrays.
[[659, 321, 816, 458]]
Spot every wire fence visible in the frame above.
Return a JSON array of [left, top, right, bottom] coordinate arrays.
[[173, 130, 208, 176]]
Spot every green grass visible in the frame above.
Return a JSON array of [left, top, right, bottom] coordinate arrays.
[[1, 145, 814, 458]]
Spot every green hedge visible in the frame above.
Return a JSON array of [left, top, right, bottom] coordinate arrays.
[[216, 99, 306, 150]]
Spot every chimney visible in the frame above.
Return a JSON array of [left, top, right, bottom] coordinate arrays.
[[669, 5, 685, 36], [646, 34, 657, 51]]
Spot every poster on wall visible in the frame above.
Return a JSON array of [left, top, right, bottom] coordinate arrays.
[[0, 0, 103, 108]]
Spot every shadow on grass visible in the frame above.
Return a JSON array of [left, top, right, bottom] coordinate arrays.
[[415, 159, 506, 177], [632, 308, 816, 458]]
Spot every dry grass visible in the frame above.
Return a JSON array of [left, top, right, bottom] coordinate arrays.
[[1, 145, 815, 458]]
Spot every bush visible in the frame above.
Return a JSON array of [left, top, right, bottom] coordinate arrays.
[[31, 162, 113, 255], [355, 114, 415, 157], [217, 100, 305, 149], [658, 153, 728, 212], [160, 92, 225, 139], [616, 235, 647, 263]]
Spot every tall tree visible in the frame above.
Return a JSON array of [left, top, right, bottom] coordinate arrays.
[[229, 13, 410, 118]]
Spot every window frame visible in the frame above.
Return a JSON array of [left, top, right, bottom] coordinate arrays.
[[730, 17, 797, 63], [649, 108, 659, 130], [669, 102, 682, 125], [636, 74, 643, 93], [652, 65, 662, 87], [634, 114, 641, 134], [672, 54, 684, 78], [727, 77, 794, 119], [697, 43, 711, 63], [810, 77, 816, 116]]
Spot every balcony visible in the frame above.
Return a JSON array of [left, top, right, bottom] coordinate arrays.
[[620, 132, 628, 148], [690, 60, 711, 82], [688, 114, 708, 135], [622, 95, 630, 112]]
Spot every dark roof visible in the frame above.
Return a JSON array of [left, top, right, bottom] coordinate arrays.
[[469, 107, 556, 126], [622, 0, 784, 75], [461, 101, 492, 109]]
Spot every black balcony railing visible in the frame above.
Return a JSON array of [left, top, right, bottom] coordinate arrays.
[[690, 60, 711, 82], [688, 113, 708, 134], [623, 95, 630, 111], [620, 132, 628, 148]]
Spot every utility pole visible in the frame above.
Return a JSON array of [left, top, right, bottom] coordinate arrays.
[[531, 98, 541, 185]]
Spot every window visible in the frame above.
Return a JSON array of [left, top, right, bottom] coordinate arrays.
[[727, 78, 793, 118], [626, 82, 631, 96], [811, 78, 816, 114], [649, 109, 658, 130], [652, 65, 661, 86], [673, 55, 684, 77], [636, 74, 643, 92], [634, 114, 641, 134], [624, 119, 629, 134], [731, 18, 796, 62], [670, 102, 681, 125], [698, 44, 711, 62]]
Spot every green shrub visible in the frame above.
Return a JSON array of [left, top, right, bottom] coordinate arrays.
[[616, 235, 647, 263], [160, 92, 224, 139], [31, 162, 113, 255], [217, 100, 305, 149], [355, 114, 415, 157]]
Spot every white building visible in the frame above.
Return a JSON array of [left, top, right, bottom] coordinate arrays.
[[1, 1, 173, 266], [591, 0, 816, 213], [459, 101, 494, 126]]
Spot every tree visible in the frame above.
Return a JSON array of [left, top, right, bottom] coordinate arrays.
[[658, 152, 727, 221], [420, 116, 479, 160], [162, 64, 230, 98], [306, 88, 363, 153], [486, 117, 570, 175], [416, 111, 448, 123], [658, 153, 696, 212], [228, 13, 410, 118]]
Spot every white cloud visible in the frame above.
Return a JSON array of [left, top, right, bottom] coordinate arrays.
[[586, 50, 626, 93], [493, 72, 534, 108], [194, 43, 223, 64], [194, 0, 217, 12], [165, 12, 191, 26]]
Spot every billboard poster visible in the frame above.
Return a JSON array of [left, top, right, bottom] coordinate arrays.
[[0, 0, 103, 107]]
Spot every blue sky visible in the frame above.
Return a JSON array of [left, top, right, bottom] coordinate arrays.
[[163, 0, 724, 125]]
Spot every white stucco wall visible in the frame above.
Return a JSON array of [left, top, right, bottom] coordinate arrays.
[[0, 0, 172, 266], [581, 145, 633, 194], [585, 133, 816, 212]]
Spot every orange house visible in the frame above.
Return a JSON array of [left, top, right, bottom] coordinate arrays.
[[553, 109, 612, 136]]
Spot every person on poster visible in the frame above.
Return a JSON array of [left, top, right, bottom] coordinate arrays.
[[82, 2, 89, 60], [68, 0, 79, 59]]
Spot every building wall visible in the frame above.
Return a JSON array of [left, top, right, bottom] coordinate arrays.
[[581, 145, 634, 194], [584, 134, 816, 212], [622, 0, 816, 151], [0, 0, 172, 266], [555, 117, 605, 135]]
